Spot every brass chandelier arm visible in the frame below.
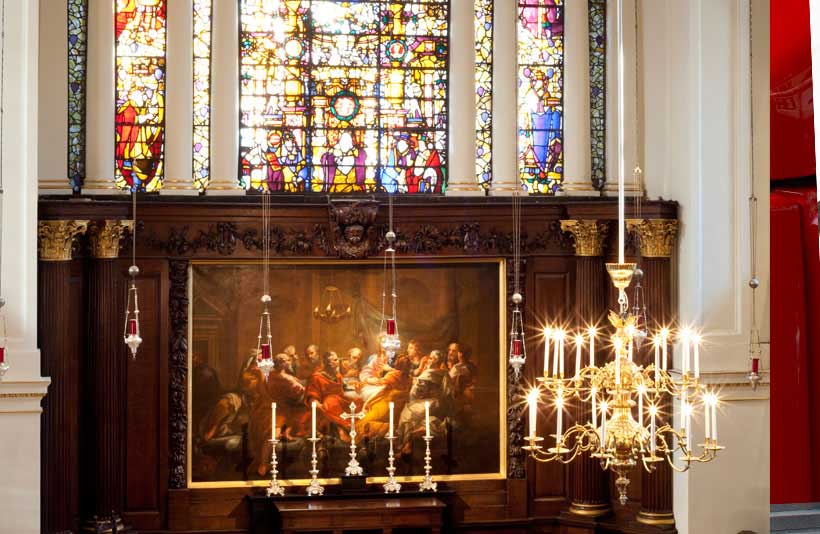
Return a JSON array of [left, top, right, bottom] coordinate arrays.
[[524, 424, 600, 464]]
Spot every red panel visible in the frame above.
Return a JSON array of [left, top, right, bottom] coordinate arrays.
[[770, 186, 820, 504], [771, 0, 816, 180]]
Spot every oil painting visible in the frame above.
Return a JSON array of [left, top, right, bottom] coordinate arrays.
[[188, 259, 505, 486]]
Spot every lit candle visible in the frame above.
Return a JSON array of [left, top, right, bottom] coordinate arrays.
[[711, 396, 718, 443], [528, 389, 539, 440], [614, 338, 622, 385], [682, 399, 692, 450], [693, 334, 701, 378], [311, 400, 317, 439], [600, 402, 608, 448], [543, 327, 552, 376], [425, 400, 431, 438], [591, 387, 598, 428], [556, 392, 563, 447], [637, 385, 644, 427], [661, 328, 669, 371], [653, 336, 660, 383], [704, 395, 711, 440], [588, 328, 596, 367], [559, 332, 565, 378], [628, 340, 633, 362], [552, 331, 559, 377], [649, 404, 657, 454], [682, 330, 691, 376], [574, 335, 583, 378], [272, 402, 277, 441], [389, 401, 394, 439]]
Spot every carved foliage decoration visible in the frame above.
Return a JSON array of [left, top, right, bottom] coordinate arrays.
[[506, 258, 527, 479], [87, 219, 134, 259], [560, 219, 609, 257], [168, 260, 188, 489], [626, 219, 679, 258], [328, 200, 379, 259], [38, 220, 90, 261]]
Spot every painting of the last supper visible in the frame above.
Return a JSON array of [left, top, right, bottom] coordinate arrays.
[[188, 259, 505, 485]]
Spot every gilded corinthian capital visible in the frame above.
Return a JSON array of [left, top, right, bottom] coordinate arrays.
[[626, 219, 679, 258], [560, 220, 609, 257], [88, 220, 135, 259], [38, 220, 90, 262]]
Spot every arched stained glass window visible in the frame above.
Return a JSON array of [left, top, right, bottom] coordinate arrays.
[[589, 0, 606, 189], [68, 0, 88, 193], [193, 0, 213, 192], [475, 0, 493, 190], [115, 0, 167, 192], [517, 0, 563, 194], [238, 0, 449, 194]]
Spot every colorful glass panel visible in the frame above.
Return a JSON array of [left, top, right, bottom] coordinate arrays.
[[517, 0, 563, 194], [68, 0, 88, 193], [475, 0, 493, 190], [589, 0, 606, 190], [193, 0, 213, 192], [115, 0, 167, 192], [238, 0, 449, 194]]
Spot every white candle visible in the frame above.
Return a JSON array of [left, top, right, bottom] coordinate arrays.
[[628, 340, 633, 362], [272, 402, 277, 441], [704, 396, 711, 440], [711, 397, 718, 443], [649, 405, 657, 454], [389, 401, 394, 439], [683, 400, 691, 450], [694, 335, 701, 378], [543, 328, 551, 376], [311, 400, 317, 439], [574, 335, 583, 378], [589, 328, 596, 367], [556, 393, 563, 447], [425, 400, 431, 438], [615, 339, 622, 385], [559, 334, 565, 378], [528, 390, 538, 439], [661, 330, 669, 371], [654, 337, 660, 383], [552, 332, 559, 377], [683, 332, 690, 376], [600, 403, 608, 448], [591, 388, 598, 428], [637, 386, 644, 427]]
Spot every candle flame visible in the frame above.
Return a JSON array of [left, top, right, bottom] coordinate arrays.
[[649, 404, 658, 416], [574, 334, 584, 345], [527, 387, 540, 406]]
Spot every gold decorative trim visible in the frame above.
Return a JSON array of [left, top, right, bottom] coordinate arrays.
[[569, 502, 611, 517], [626, 219, 679, 258], [88, 220, 134, 259], [560, 220, 609, 257], [0, 392, 47, 399], [38, 220, 90, 262], [636, 510, 676, 526]]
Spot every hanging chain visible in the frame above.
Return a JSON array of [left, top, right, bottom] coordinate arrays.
[[0, 0, 6, 308], [512, 189, 521, 295], [747, 0, 762, 364], [262, 190, 270, 297], [389, 195, 397, 321]]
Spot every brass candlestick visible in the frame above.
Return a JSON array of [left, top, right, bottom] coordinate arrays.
[[306, 437, 324, 496], [383, 435, 401, 493], [266, 437, 285, 497], [419, 435, 437, 492]]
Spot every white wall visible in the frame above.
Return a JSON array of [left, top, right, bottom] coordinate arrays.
[[0, 1, 49, 533], [641, 0, 770, 532]]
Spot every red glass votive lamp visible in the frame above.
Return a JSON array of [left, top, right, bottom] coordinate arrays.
[[512, 339, 523, 357], [128, 319, 138, 336], [0, 347, 5, 364], [386, 319, 396, 336], [751, 357, 759, 374], [260, 343, 272, 360]]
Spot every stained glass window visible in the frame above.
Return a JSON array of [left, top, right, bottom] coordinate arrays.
[[475, 0, 493, 190], [238, 0, 449, 194], [589, 0, 606, 190], [193, 0, 213, 192], [68, 0, 88, 193], [517, 0, 563, 194], [115, 0, 167, 192]]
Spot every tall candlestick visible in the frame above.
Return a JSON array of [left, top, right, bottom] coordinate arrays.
[[654, 337, 660, 383], [589, 328, 596, 367], [649, 405, 657, 454], [693, 335, 701, 378], [704, 396, 711, 440], [574, 335, 583, 378], [543, 328, 551, 376], [528, 389, 538, 439], [311, 400, 317, 439], [425, 400, 431, 438], [271, 402, 277, 441], [389, 401, 394, 439]]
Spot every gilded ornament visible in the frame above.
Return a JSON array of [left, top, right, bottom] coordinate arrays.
[[626, 219, 679, 258], [37, 220, 90, 262], [560, 219, 609, 257], [88, 219, 135, 259]]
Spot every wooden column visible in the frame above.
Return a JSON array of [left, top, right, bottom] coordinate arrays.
[[560, 220, 611, 519], [628, 219, 679, 528], [38, 220, 89, 534], [81, 220, 135, 533]]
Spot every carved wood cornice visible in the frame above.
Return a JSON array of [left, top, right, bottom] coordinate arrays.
[[626, 219, 679, 258], [560, 219, 610, 257], [88, 219, 134, 259], [38, 220, 89, 262]]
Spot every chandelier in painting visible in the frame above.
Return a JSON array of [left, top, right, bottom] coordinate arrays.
[[313, 285, 351, 323], [521, 0, 724, 505]]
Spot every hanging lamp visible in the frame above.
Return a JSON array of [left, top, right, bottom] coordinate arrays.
[[256, 191, 275, 379], [124, 190, 142, 358], [508, 189, 526, 380], [380, 194, 400, 364]]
